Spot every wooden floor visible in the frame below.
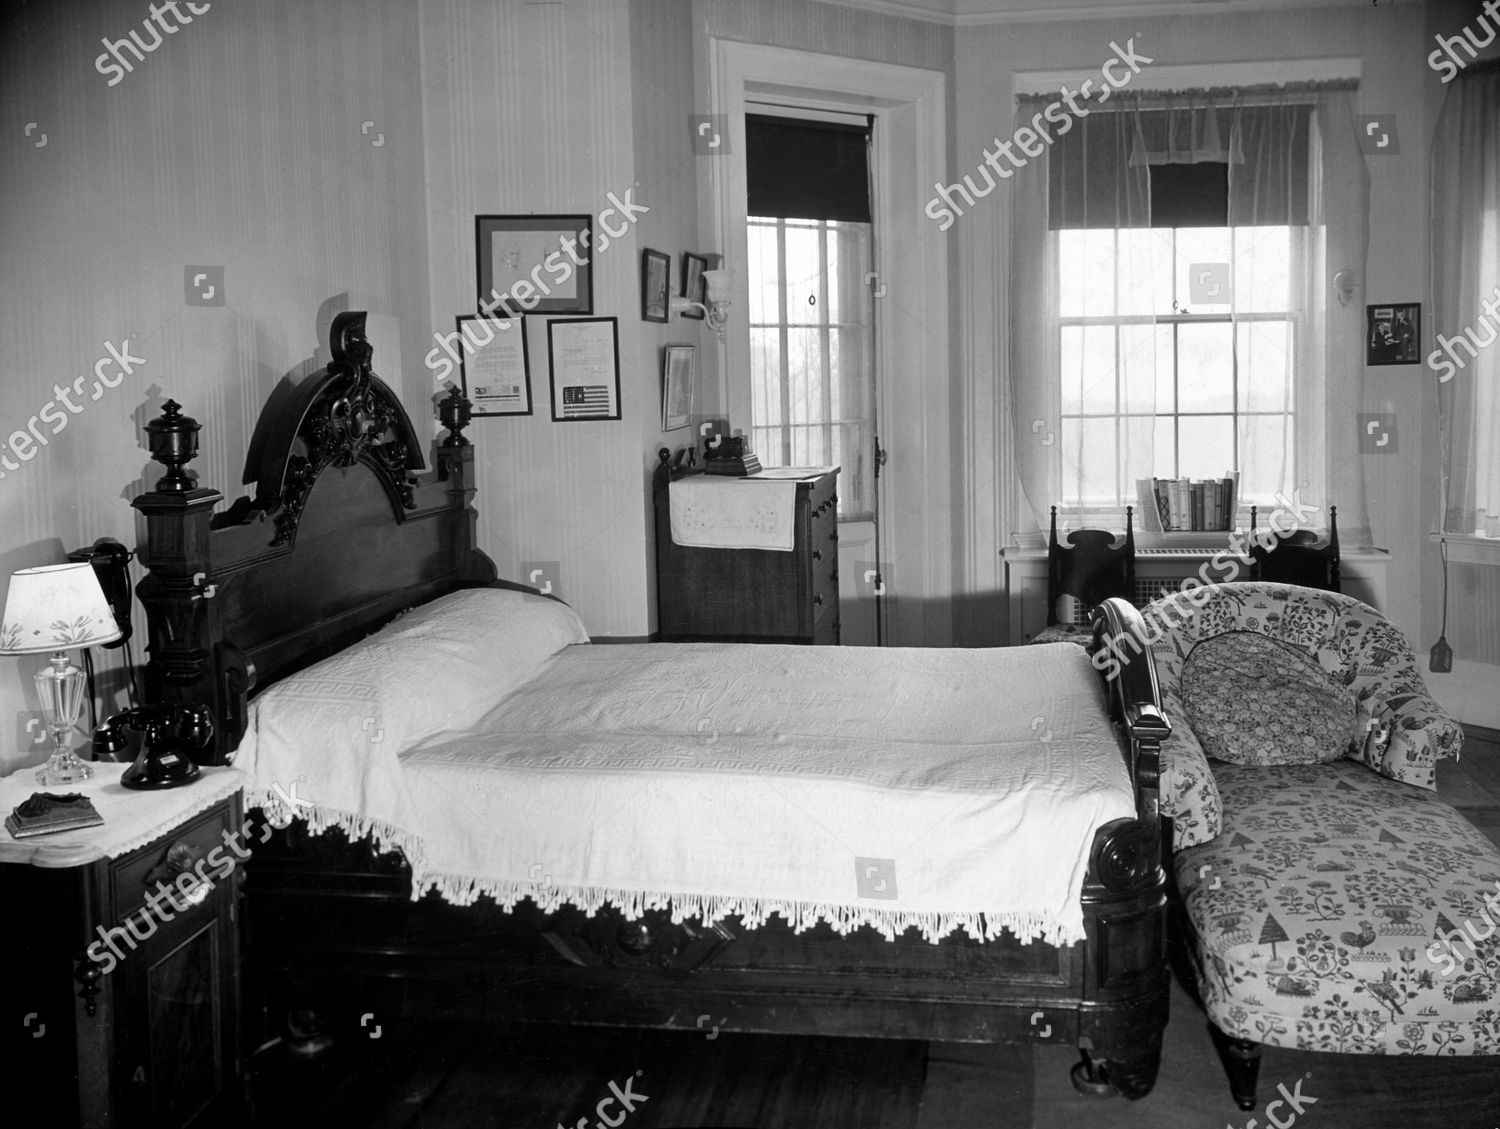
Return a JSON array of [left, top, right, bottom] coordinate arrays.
[[247, 729, 1500, 1129]]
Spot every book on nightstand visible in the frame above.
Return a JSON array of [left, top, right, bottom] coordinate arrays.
[[5, 791, 105, 838]]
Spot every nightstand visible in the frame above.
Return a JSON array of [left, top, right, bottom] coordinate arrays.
[[1, 762, 249, 1129]]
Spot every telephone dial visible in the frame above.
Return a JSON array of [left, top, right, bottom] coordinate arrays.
[[93, 703, 214, 789]]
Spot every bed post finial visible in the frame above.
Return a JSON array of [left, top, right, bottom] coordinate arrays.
[[439, 387, 472, 448], [144, 399, 211, 496]]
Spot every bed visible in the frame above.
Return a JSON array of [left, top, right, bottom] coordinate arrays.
[[130, 312, 1173, 1099]]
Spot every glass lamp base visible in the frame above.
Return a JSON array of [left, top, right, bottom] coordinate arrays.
[[36, 748, 94, 786]]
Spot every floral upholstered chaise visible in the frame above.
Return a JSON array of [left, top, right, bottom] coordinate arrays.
[[1129, 582, 1497, 1110]]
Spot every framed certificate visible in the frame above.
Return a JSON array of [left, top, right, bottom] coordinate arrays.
[[455, 315, 531, 416], [547, 317, 621, 422], [476, 214, 592, 316]]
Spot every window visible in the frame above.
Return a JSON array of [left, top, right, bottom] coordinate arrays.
[[1039, 99, 1314, 521], [1057, 222, 1299, 511], [744, 112, 876, 519], [746, 216, 875, 517]]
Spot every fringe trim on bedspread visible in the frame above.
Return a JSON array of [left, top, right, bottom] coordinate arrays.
[[245, 796, 1079, 947], [247, 790, 428, 873], [413, 872, 1077, 947]]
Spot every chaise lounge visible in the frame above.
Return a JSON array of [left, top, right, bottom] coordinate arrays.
[[1128, 582, 1497, 1108]]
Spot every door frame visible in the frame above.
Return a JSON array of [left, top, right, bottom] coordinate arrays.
[[701, 39, 952, 646]]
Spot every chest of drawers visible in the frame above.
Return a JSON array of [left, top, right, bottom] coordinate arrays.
[[654, 468, 840, 644]]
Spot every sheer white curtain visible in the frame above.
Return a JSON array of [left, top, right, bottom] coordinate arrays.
[[1009, 83, 1370, 544], [1431, 61, 1500, 537]]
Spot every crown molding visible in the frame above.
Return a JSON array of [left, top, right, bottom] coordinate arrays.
[[823, 0, 1373, 28]]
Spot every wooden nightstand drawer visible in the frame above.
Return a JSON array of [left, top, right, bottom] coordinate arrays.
[[109, 801, 236, 926]]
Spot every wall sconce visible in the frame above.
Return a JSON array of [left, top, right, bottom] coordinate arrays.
[[671, 268, 731, 344], [1333, 269, 1358, 308]]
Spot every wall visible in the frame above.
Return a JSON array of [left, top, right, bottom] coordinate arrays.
[[631, 0, 711, 629], [950, 4, 1434, 648], [0, 0, 432, 776], [419, 0, 715, 639]]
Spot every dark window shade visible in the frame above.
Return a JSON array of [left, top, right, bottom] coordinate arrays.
[[747, 114, 872, 223], [1150, 162, 1229, 227]]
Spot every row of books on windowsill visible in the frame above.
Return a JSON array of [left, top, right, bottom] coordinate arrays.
[[1137, 475, 1238, 533]]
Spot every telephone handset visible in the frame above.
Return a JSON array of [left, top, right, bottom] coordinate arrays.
[[95, 703, 214, 789], [66, 537, 133, 648]]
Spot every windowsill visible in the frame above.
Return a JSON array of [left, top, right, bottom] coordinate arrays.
[[1429, 532, 1500, 566]]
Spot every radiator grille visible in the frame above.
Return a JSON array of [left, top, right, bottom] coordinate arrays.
[[1063, 575, 1199, 625]]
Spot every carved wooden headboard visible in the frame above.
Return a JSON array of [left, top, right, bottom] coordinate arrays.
[[131, 311, 495, 764]]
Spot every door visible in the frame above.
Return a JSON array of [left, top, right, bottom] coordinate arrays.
[[744, 109, 885, 645]]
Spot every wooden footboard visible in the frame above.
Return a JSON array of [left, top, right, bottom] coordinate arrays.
[[126, 318, 1171, 1100]]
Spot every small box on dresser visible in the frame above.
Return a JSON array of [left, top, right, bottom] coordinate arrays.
[[0, 763, 248, 1129], [654, 468, 841, 644]]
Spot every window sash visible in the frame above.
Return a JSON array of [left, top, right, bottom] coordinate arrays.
[[747, 217, 876, 519]]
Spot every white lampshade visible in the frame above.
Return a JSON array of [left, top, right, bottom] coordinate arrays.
[[0, 562, 122, 655], [702, 269, 731, 302]]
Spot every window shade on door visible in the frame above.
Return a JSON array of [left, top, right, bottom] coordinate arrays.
[[746, 114, 872, 223]]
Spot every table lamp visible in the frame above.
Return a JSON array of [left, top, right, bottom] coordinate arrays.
[[1, 562, 123, 785]]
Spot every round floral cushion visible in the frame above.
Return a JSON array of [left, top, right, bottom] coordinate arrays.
[[1179, 631, 1355, 765]]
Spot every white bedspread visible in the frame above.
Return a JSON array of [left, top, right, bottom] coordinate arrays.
[[396, 642, 1131, 945]]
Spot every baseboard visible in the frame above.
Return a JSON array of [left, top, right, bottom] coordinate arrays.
[[1429, 659, 1500, 730]]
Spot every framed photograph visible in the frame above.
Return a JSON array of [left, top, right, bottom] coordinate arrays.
[[454, 315, 530, 416], [476, 214, 592, 316], [548, 317, 621, 421], [662, 345, 695, 431], [1366, 303, 1420, 366], [680, 253, 709, 319], [641, 248, 670, 323]]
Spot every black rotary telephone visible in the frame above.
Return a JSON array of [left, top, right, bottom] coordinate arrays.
[[93, 704, 214, 789]]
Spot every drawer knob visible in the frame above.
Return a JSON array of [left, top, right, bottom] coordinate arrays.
[[813, 595, 823, 606], [828, 531, 837, 541], [812, 550, 822, 561], [616, 919, 654, 955]]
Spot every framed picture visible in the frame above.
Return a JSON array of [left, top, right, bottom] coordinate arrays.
[[662, 345, 694, 431], [476, 214, 592, 316], [454, 315, 530, 416], [680, 253, 709, 319], [641, 248, 670, 323], [1366, 303, 1420, 366], [548, 317, 621, 421]]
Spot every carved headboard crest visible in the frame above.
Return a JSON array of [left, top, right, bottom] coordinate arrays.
[[243, 311, 425, 547]]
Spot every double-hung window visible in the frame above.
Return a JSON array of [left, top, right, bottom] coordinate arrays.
[[1020, 95, 1317, 526]]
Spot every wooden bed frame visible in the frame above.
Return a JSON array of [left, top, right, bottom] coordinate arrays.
[[131, 312, 1173, 1100]]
